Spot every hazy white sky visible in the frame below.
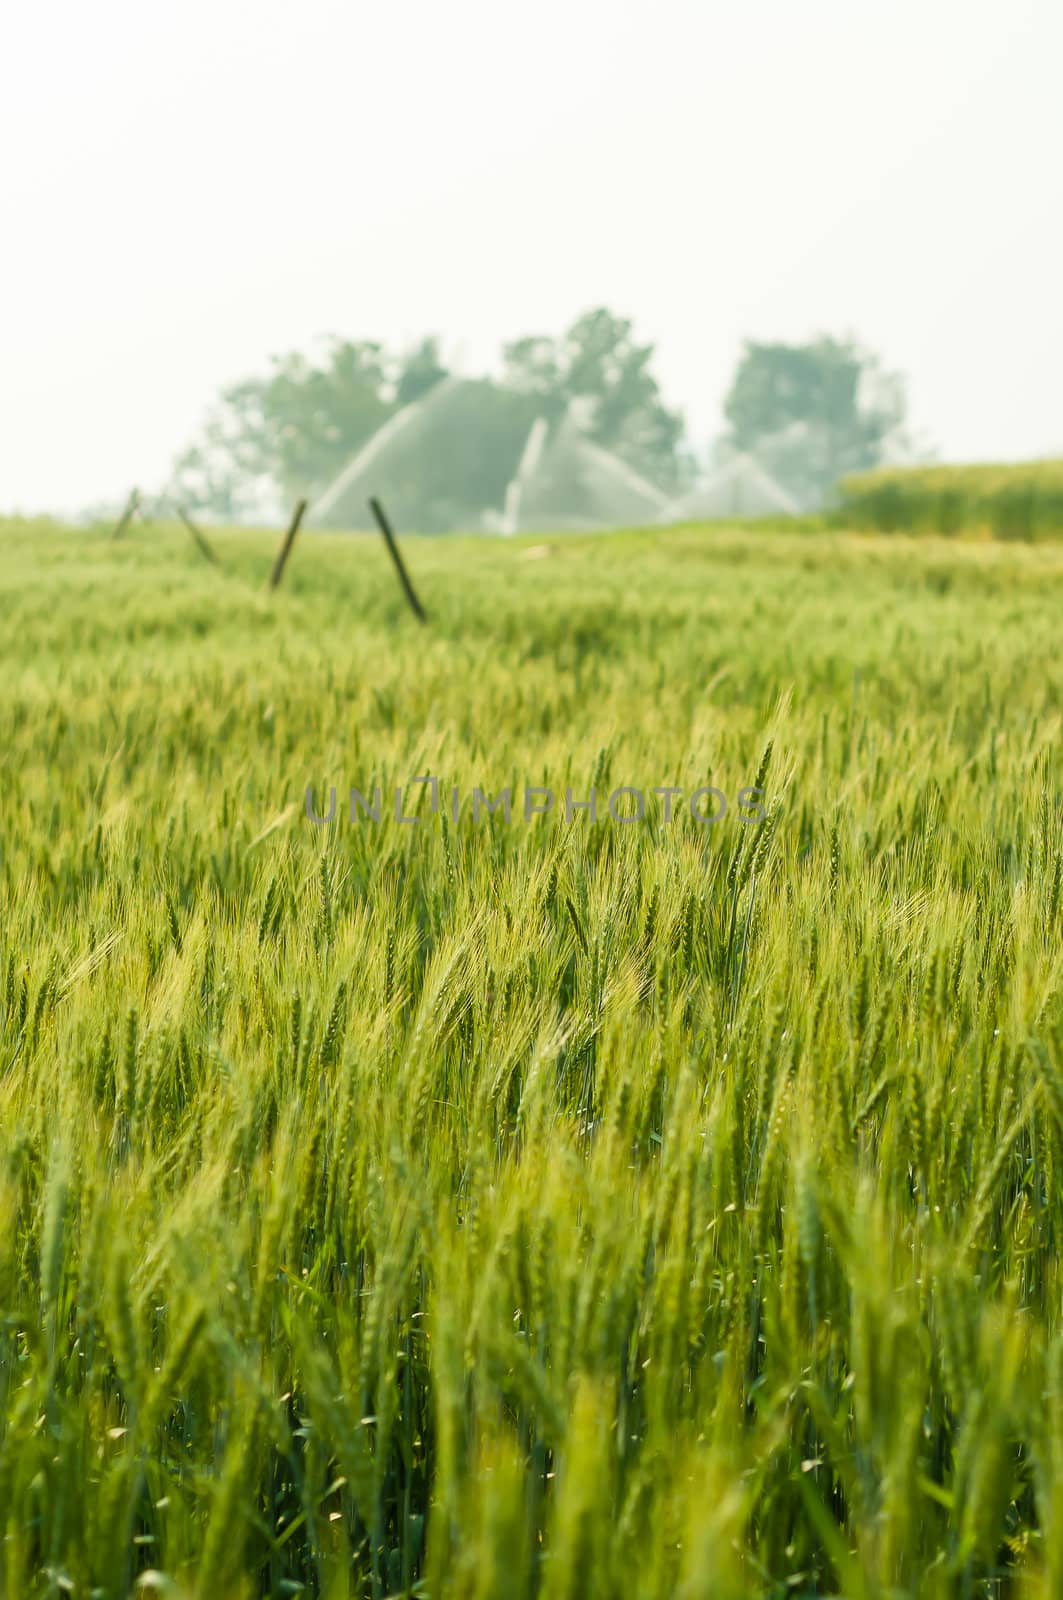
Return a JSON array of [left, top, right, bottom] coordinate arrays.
[[2, 0, 1060, 514]]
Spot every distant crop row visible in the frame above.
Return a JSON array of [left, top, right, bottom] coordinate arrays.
[[836, 460, 1063, 540]]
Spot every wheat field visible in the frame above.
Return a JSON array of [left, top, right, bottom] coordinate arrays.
[[836, 461, 1063, 541], [1, 517, 1062, 1598]]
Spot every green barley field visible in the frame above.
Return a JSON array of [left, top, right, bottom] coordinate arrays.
[[2, 517, 1063, 1599]]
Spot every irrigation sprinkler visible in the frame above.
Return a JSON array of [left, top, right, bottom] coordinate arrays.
[[368, 497, 427, 624], [268, 499, 308, 590]]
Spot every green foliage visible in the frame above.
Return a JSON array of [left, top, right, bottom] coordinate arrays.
[[171, 309, 689, 525], [722, 336, 910, 509], [394, 337, 449, 409], [171, 339, 441, 518], [1, 517, 1063, 1596], [502, 307, 689, 492], [837, 460, 1063, 540]]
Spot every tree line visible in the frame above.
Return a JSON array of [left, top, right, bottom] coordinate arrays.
[[169, 307, 915, 524]]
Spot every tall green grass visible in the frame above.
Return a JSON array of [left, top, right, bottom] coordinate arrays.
[[1, 518, 1062, 1597], [836, 461, 1063, 541]]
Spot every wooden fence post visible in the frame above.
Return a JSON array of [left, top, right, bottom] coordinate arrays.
[[268, 499, 308, 589], [368, 497, 427, 623]]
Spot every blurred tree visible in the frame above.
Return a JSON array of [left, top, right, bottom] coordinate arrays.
[[168, 310, 689, 521], [395, 336, 449, 406], [721, 336, 909, 508], [502, 308, 689, 491], [169, 381, 278, 521], [169, 339, 431, 516], [263, 340, 392, 497]]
